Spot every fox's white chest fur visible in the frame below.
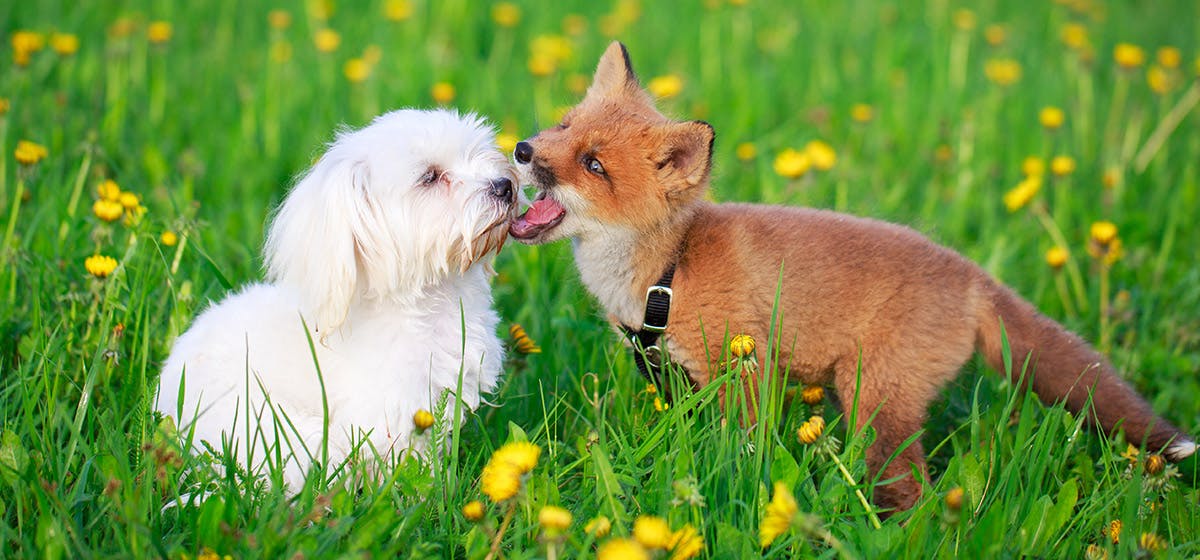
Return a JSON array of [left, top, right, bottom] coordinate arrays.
[[572, 229, 644, 328]]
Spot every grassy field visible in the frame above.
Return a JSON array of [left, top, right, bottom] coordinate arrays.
[[3, 0, 1200, 557]]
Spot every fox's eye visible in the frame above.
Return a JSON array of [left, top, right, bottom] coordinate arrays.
[[419, 167, 441, 185], [585, 157, 605, 176]]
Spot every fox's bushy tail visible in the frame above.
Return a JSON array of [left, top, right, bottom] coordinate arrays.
[[975, 278, 1196, 461]]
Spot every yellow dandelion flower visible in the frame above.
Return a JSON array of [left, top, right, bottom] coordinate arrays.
[[1050, 155, 1076, 177], [462, 500, 484, 521], [1156, 47, 1181, 69], [735, 142, 757, 161], [85, 255, 118, 278], [97, 179, 121, 201], [0, 98, 9, 116], [495, 133, 519, 155], [729, 334, 755, 358], [492, 2, 521, 28], [384, 0, 414, 22], [586, 515, 612, 537], [952, 9, 976, 31], [528, 54, 557, 77], [538, 505, 572, 532], [984, 24, 1006, 47], [984, 58, 1022, 86], [850, 103, 874, 123], [1144, 453, 1165, 475], [50, 33, 79, 56], [562, 14, 588, 36], [161, 231, 179, 246], [804, 140, 837, 171], [480, 460, 521, 502], [1090, 221, 1117, 245], [343, 58, 371, 83], [797, 416, 825, 444], [597, 539, 649, 560], [760, 481, 798, 547], [11, 30, 45, 53], [1139, 532, 1166, 552], [532, 34, 572, 63], [648, 74, 684, 99], [653, 397, 669, 412], [431, 82, 456, 104], [14, 140, 49, 166], [1021, 156, 1045, 178], [800, 385, 824, 405], [268, 10, 292, 30], [773, 148, 810, 179], [413, 409, 434, 432], [944, 486, 964, 511], [492, 441, 540, 473], [313, 29, 340, 53], [1105, 519, 1122, 544], [633, 516, 673, 550], [1114, 43, 1145, 69], [270, 41, 293, 64], [93, 199, 124, 222], [1146, 65, 1172, 95], [147, 21, 173, 44], [1060, 23, 1088, 50], [509, 323, 542, 354], [118, 191, 140, 209], [1045, 247, 1068, 270], [108, 18, 136, 39], [1039, 106, 1065, 130], [645, 383, 657, 395], [669, 524, 704, 560], [1003, 176, 1042, 212]]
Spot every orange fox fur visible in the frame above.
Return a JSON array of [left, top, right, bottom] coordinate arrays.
[[509, 41, 1196, 512]]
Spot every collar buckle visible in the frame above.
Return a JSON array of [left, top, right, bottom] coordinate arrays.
[[642, 285, 673, 333]]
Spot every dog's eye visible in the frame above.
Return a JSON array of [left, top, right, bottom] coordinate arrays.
[[419, 168, 441, 185], [585, 157, 605, 176]]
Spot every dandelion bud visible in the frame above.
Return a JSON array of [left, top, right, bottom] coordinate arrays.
[[944, 486, 964, 511], [797, 416, 825, 445], [412, 409, 434, 432], [1144, 454, 1165, 475], [462, 500, 484, 521], [538, 505, 572, 532], [729, 334, 756, 358], [800, 385, 825, 405], [585, 515, 612, 538], [1106, 519, 1122, 544]]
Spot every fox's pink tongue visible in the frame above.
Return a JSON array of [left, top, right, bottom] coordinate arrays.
[[510, 196, 566, 239]]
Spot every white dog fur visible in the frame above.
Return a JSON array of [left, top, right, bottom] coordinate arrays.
[[156, 108, 518, 489]]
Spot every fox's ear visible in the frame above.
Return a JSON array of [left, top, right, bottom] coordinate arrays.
[[655, 120, 715, 194], [588, 41, 639, 97]]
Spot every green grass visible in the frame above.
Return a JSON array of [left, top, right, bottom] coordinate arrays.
[[3, 0, 1199, 557]]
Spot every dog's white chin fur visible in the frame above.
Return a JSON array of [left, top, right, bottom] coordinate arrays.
[[156, 108, 515, 490]]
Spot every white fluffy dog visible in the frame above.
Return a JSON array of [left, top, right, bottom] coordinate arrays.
[[156, 109, 517, 489]]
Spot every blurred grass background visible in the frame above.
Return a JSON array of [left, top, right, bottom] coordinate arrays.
[[1, 0, 1198, 557]]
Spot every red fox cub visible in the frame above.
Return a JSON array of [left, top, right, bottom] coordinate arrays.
[[509, 41, 1195, 512]]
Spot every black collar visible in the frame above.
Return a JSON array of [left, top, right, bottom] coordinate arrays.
[[619, 265, 676, 396]]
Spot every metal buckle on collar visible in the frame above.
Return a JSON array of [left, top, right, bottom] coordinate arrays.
[[643, 345, 663, 367], [642, 285, 672, 333]]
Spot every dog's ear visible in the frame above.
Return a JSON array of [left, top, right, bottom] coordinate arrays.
[[654, 120, 715, 196], [264, 157, 388, 335], [587, 41, 640, 97]]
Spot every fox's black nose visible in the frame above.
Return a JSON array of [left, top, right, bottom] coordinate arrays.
[[514, 141, 533, 164], [490, 177, 514, 200]]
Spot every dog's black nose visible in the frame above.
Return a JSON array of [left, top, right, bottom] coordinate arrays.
[[514, 142, 533, 164], [490, 177, 514, 200]]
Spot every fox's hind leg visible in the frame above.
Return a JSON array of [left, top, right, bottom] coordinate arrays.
[[833, 355, 958, 514]]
